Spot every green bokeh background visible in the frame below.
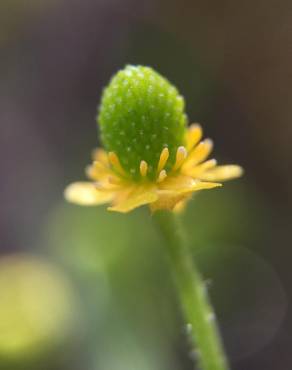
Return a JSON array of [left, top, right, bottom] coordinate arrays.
[[0, 0, 291, 369]]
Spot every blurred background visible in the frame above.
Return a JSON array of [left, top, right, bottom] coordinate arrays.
[[0, 0, 291, 369]]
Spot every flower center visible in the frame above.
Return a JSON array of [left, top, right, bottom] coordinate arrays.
[[97, 65, 187, 180]]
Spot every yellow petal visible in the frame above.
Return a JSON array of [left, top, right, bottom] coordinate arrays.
[[159, 175, 221, 194], [64, 182, 114, 206], [108, 186, 158, 213], [185, 124, 202, 151], [86, 160, 112, 181], [185, 159, 217, 177], [92, 148, 109, 165], [150, 192, 187, 212], [199, 165, 244, 181], [183, 139, 213, 169], [108, 152, 127, 177], [151, 176, 221, 212]]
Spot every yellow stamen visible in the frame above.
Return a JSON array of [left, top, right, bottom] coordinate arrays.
[[186, 124, 202, 151], [157, 170, 167, 183], [157, 147, 169, 173], [172, 146, 187, 171], [140, 160, 148, 177], [108, 152, 126, 176]]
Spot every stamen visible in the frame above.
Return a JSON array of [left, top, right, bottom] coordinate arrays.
[[157, 147, 169, 173], [157, 170, 167, 183], [172, 146, 187, 171], [140, 160, 148, 177], [186, 124, 202, 151], [108, 152, 126, 176]]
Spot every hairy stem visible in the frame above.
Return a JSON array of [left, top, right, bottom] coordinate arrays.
[[152, 210, 229, 370]]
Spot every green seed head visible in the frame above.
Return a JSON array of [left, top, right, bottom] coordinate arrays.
[[97, 65, 188, 180]]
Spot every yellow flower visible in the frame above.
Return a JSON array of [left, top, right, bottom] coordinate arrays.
[[64, 124, 243, 213]]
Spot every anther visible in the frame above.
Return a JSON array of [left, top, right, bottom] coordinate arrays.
[[157, 147, 169, 173], [173, 146, 187, 171], [157, 170, 167, 183], [140, 160, 148, 177]]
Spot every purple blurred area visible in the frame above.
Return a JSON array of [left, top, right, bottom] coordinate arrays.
[[1, 0, 292, 369]]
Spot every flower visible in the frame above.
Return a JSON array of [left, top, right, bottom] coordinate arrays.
[[65, 123, 243, 213], [64, 65, 243, 213]]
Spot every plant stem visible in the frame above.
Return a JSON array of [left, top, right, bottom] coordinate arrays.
[[152, 210, 229, 370]]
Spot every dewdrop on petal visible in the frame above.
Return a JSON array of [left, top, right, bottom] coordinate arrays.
[[65, 65, 243, 213]]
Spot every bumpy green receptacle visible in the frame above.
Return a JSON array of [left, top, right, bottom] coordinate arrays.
[[97, 65, 187, 180]]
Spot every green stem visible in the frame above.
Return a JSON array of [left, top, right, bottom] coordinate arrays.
[[152, 210, 229, 370]]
